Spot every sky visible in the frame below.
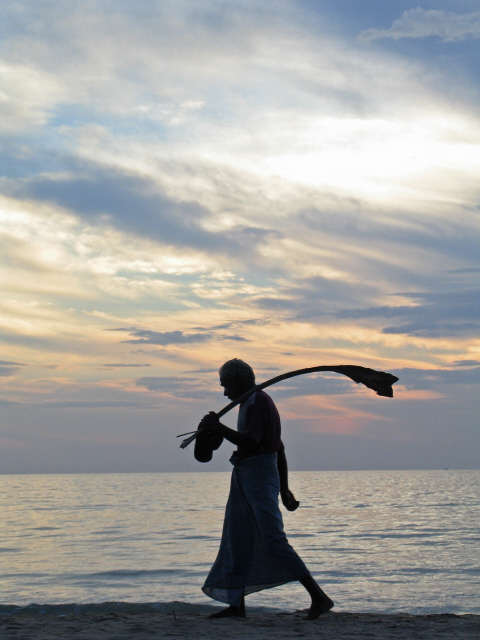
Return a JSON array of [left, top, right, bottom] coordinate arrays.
[[1, 0, 479, 474]]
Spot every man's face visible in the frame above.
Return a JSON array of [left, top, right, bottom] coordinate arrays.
[[220, 376, 245, 401]]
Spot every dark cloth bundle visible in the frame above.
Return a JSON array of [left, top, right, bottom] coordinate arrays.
[[194, 429, 224, 463]]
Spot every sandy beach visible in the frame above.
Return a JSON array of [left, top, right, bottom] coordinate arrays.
[[1, 610, 479, 640]]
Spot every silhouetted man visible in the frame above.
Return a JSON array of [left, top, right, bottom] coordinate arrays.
[[200, 358, 334, 619]]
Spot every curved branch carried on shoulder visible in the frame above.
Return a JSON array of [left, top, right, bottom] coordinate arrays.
[[179, 365, 399, 449]]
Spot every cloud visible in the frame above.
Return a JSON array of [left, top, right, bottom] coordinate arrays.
[[0, 398, 20, 407], [9, 165, 224, 251], [0, 61, 67, 133], [1, 0, 480, 473], [205, 319, 268, 331], [267, 373, 356, 399], [447, 268, 480, 275], [136, 376, 212, 399], [360, 8, 480, 43], [241, 265, 480, 340], [102, 363, 152, 368], [271, 275, 366, 314], [120, 329, 210, 346], [34, 400, 148, 409], [297, 205, 480, 270], [334, 290, 480, 338], [0, 359, 24, 377], [0, 0, 373, 119], [0, 365, 22, 377], [393, 366, 480, 390], [115, 328, 248, 345], [6, 161, 285, 263]]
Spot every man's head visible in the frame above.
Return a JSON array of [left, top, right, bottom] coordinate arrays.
[[219, 358, 255, 400]]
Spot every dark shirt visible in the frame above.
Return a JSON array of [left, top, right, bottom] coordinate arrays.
[[237, 390, 284, 457]]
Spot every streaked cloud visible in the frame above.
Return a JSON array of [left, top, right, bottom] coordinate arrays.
[[0, 360, 24, 377], [115, 328, 248, 345], [1, 0, 479, 472], [34, 400, 148, 410], [393, 366, 480, 390], [117, 329, 211, 346], [360, 8, 480, 43], [102, 363, 152, 368], [136, 376, 213, 400], [335, 290, 480, 338], [8, 164, 252, 255]]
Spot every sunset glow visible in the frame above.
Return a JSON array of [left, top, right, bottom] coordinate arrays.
[[1, 0, 479, 472]]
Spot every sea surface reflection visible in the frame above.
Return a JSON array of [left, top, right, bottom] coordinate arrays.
[[1, 470, 479, 613]]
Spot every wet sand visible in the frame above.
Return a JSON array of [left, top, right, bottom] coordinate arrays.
[[1, 610, 479, 639]]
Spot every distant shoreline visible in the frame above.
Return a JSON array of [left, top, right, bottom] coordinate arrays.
[[1, 468, 479, 475]]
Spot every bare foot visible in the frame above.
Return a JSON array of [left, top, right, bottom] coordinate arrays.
[[304, 595, 334, 620], [209, 605, 246, 619], [300, 574, 334, 620]]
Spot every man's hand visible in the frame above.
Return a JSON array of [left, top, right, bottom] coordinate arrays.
[[280, 488, 300, 512], [200, 411, 220, 432]]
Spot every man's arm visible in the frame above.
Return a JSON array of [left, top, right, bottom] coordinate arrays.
[[277, 446, 300, 511], [200, 412, 261, 455]]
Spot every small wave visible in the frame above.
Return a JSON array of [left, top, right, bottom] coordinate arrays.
[[0, 601, 221, 616], [349, 532, 442, 539], [88, 569, 186, 578]]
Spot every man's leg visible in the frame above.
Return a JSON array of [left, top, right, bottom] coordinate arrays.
[[300, 574, 334, 620], [209, 594, 246, 619]]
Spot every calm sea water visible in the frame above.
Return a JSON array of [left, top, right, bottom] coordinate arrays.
[[1, 470, 479, 615]]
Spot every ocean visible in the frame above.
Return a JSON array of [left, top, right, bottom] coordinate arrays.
[[1, 469, 479, 615]]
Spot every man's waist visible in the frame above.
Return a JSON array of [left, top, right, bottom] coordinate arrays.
[[230, 450, 278, 466], [234, 445, 277, 459]]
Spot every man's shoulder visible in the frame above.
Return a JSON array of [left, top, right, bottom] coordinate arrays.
[[254, 390, 278, 410], [256, 389, 271, 400]]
